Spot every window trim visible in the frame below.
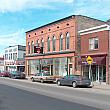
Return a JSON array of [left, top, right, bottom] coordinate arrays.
[[89, 37, 99, 51]]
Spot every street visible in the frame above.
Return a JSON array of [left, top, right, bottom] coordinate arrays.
[[0, 78, 110, 110]]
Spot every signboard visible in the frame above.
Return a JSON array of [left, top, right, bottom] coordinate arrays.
[[34, 46, 43, 54], [86, 56, 93, 65]]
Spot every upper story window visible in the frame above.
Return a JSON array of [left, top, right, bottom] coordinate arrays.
[[28, 42, 30, 54], [5, 50, 8, 53], [66, 32, 70, 50], [5, 54, 8, 60], [9, 49, 12, 52], [13, 53, 17, 60], [52, 36, 56, 51], [89, 37, 99, 50], [47, 37, 50, 52], [59, 34, 63, 51], [41, 38, 44, 48], [31, 41, 34, 54], [36, 40, 40, 47], [13, 48, 17, 52]]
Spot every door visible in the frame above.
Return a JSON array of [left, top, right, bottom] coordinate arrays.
[[68, 64, 72, 75]]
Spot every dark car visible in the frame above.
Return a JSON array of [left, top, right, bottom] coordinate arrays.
[[0, 71, 10, 77], [9, 71, 26, 79], [57, 75, 91, 88]]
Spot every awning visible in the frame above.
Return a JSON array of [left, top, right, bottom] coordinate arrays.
[[78, 56, 106, 65]]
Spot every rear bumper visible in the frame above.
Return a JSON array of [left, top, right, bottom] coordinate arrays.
[[77, 82, 91, 86]]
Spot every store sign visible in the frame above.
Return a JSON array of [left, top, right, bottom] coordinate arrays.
[[86, 56, 93, 65], [34, 46, 43, 54]]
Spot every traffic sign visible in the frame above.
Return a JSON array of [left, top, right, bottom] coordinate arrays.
[[86, 56, 93, 65]]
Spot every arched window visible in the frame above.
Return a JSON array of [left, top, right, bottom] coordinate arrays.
[[59, 34, 63, 51], [66, 32, 70, 49], [36, 40, 40, 47], [47, 37, 50, 52], [28, 42, 30, 54], [52, 36, 56, 51], [41, 38, 44, 47], [31, 41, 34, 53]]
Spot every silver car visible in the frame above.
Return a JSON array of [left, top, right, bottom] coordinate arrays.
[[57, 75, 91, 88]]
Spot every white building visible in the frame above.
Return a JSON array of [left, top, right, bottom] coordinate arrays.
[[4, 45, 26, 72]]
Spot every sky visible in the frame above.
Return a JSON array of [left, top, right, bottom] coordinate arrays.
[[0, 0, 110, 56]]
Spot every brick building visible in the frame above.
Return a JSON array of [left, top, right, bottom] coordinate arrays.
[[0, 57, 4, 72], [79, 24, 110, 84], [25, 15, 105, 77]]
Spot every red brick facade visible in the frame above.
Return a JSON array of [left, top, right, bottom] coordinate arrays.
[[25, 15, 106, 81], [79, 25, 110, 84]]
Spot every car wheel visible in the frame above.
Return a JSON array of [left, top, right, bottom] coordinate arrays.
[[31, 77, 35, 82], [72, 82, 77, 88], [40, 79, 44, 83], [57, 80, 61, 86]]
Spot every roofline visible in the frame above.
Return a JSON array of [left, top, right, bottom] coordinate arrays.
[[5, 45, 26, 49], [25, 14, 106, 33], [78, 24, 110, 35], [25, 15, 75, 33], [77, 15, 106, 23]]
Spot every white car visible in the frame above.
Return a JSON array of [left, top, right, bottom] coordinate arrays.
[[30, 72, 56, 83]]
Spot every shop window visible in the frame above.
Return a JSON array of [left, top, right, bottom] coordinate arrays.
[[66, 32, 70, 50], [89, 37, 99, 50], [59, 34, 63, 51], [52, 36, 56, 51]]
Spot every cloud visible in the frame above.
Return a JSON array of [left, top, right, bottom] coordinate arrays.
[[0, 0, 74, 13], [73, 0, 110, 20], [0, 29, 25, 47]]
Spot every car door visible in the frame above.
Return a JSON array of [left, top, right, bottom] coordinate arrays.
[[61, 76, 69, 85], [67, 76, 74, 85]]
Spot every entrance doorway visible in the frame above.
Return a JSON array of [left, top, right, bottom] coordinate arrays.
[[83, 65, 106, 82], [68, 64, 73, 75], [91, 65, 106, 82]]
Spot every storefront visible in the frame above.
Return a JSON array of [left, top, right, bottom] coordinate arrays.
[[27, 57, 74, 76], [79, 55, 106, 83]]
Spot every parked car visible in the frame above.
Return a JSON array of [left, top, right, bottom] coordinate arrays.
[[57, 75, 91, 88], [30, 72, 56, 83], [0, 71, 10, 77], [9, 71, 26, 79]]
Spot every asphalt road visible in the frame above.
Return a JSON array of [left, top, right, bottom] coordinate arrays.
[[0, 84, 101, 110], [0, 78, 110, 110]]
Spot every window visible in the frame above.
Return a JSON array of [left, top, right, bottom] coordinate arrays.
[[41, 39, 44, 48], [13, 53, 17, 60], [89, 38, 99, 50], [31, 41, 34, 53], [5, 54, 8, 60], [66, 32, 70, 49], [5, 50, 8, 53], [13, 48, 17, 52], [52, 36, 56, 51], [47, 37, 50, 52], [59, 34, 63, 51], [36, 40, 40, 47], [9, 49, 12, 52], [28, 42, 30, 54]]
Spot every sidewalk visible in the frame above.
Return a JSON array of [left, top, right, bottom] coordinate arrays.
[[92, 82, 110, 90]]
